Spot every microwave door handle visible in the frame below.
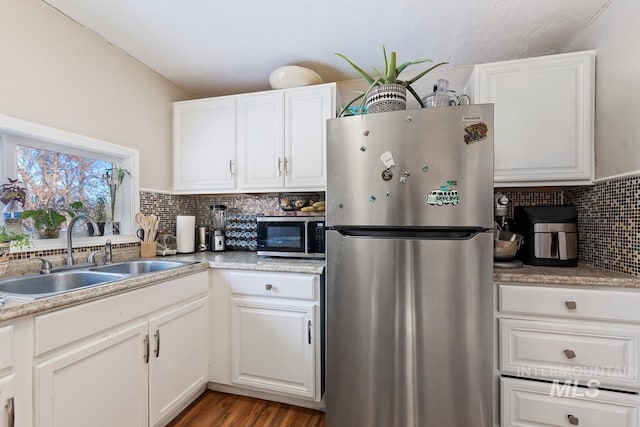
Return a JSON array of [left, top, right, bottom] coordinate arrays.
[[304, 221, 310, 253], [558, 231, 568, 260]]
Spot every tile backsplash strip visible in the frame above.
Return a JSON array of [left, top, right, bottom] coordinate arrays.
[[565, 176, 640, 277], [501, 175, 640, 277]]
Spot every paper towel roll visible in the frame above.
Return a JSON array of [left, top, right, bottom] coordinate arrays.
[[176, 215, 196, 253]]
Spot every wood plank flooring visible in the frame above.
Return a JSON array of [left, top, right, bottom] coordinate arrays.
[[167, 391, 326, 427]]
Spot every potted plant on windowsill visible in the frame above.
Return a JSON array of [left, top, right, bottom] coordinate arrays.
[[20, 208, 67, 239], [335, 47, 447, 115], [103, 166, 130, 235]]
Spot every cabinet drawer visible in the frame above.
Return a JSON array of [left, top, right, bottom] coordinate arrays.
[[228, 271, 317, 300], [502, 377, 640, 427], [500, 284, 640, 323], [500, 318, 640, 390]]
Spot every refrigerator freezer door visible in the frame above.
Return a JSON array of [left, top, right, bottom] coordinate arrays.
[[326, 230, 493, 427], [327, 105, 494, 228]]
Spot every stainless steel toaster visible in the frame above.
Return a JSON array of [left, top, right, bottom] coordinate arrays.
[[514, 206, 578, 267]]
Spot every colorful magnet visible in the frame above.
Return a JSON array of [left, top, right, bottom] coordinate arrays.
[[380, 151, 396, 169], [381, 168, 393, 181], [405, 116, 413, 123], [422, 165, 429, 172], [363, 130, 370, 136], [369, 196, 376, 203], [463, 122, 488, 144], [360, 146, 367, 152], [386, 191, 393, 198], [426, 182, 461, 206], [399, 170, 411, 184]]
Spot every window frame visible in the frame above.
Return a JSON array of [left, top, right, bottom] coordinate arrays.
[[0, 113, 140, 252]]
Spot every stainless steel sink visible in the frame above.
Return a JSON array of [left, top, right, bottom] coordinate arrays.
[[0, 271, 127, 299], [90, 260, 194, 275]]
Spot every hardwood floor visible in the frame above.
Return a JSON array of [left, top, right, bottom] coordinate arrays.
[[167, 391, 326, 427]]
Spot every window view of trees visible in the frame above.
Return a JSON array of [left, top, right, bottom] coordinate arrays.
[[16, 145, 112, 222]]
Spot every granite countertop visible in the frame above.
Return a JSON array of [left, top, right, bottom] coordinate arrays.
[[171, 251, 326, 275], [494, 264, 640, 288], [0, 261, 208, 323]]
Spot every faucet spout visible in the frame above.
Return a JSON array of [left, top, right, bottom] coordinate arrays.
[[66, 213, 101, 266]]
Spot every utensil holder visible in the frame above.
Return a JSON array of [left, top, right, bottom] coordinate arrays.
[[141, 242, 157, 259]]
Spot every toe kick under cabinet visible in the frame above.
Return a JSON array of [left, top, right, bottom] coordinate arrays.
[[209, 269, 322, 403], [498, 283, 640, 427]]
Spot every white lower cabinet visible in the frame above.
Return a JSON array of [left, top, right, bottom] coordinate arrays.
[[33, 272, 209, 427], [231, 297, 316, 399], [34, 321, 150, 427], [149, 298, 209, 426], [0, 374, 15, 427], [502, 377, 640, 427], [498, 283, 640, 427], [210, 269, 322, 402]]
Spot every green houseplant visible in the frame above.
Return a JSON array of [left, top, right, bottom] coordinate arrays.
[[335, 47, 447, 115], [20, 207, 67, 239], [0, 225, 30, 249]]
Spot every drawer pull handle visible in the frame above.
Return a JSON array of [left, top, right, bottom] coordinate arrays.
[[564, 349, 577, 359], [568, 414, 579, 425], [265, 284, 273, 291], [565, 301, 577, 310]]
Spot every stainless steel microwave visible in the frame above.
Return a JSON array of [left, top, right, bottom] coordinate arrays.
[[257, 216, 325, 259]]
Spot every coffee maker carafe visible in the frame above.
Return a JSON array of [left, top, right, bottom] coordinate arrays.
[[210, 205, 227, 252]]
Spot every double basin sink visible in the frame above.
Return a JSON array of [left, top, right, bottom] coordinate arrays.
[[0, 260, 195, 300]]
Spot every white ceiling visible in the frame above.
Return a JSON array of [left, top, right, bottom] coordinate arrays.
[[43, 0, 611, 97]]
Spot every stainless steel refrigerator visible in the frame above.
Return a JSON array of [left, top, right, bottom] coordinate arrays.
[[325, 105, 494, 427]]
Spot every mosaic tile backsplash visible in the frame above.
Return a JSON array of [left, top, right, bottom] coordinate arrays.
[[498, 175, 640, 277], [144, 179, 639, 277]]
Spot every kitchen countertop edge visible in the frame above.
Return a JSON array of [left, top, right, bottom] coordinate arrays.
[[494, 264, 640, 288], [0, 262, 208, 323]]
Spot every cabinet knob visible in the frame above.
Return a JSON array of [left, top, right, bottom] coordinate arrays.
[[564, 349, 577, 359], [565, 301, 577, 310], [568, 414, 579, 425], [265, 284, 273, 291]]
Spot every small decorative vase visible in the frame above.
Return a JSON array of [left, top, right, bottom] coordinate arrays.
[[38, 227, 60, 239], [365, 83, 407, 114]]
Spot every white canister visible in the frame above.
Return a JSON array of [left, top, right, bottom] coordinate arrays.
[[176, 215, 196, 253]]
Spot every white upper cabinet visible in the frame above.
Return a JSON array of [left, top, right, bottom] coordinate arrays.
[[468, 51, 595, 187], [237, 91, 285, 190], [284, 85, 333, 189], [173, 97, 237, 193], [172, 83, 335, 194]]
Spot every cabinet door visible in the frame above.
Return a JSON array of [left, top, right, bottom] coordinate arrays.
[[284, 84, 335, 189], [34, 321, 149, 427], [472, 51, 594, 186], [173, 97, 236, 192], [148, 298, 208, 427], [237, 92, 285, 190], [0, 375, 15, 427], [230, 297, 318, 400]]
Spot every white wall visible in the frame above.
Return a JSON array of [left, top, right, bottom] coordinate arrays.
[[0, 0, 192, 191], [563, 0, 640, 180]]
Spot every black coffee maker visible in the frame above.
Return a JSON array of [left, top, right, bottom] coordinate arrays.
[[513, 205, 578, 267]]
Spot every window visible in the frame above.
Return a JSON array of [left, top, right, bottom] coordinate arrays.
[[0, 113, 140, 251]]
